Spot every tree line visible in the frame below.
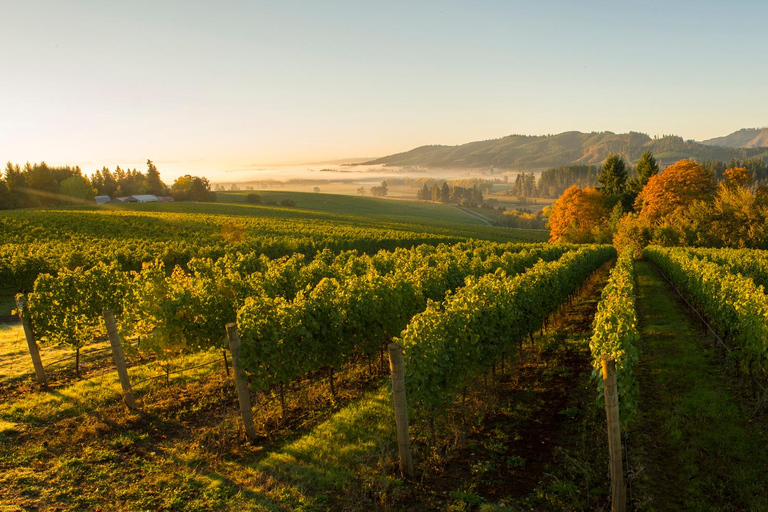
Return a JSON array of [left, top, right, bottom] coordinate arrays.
[[548, 150, 768, 252], [0, 160, 215, 209], [416, 183, 484, 206], [508, 156, 768, 199]]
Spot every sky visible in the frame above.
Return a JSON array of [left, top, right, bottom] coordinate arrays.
[[1, 0, 767, 180]]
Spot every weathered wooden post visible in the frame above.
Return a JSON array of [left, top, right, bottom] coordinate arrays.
[[225, 323, 257, 442], [388, 342, 413, 477], [16, 296, 47, 385], [602, 356, 626, 512], [103, 309, 136, 409]]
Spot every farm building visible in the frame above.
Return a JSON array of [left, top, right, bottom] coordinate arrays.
[[110, 197, 139, 203], [94, 196, 111, 204], [131, 195, 160, 202]]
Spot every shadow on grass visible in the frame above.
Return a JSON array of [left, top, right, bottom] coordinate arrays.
[[630, 261, 768, 511], [249, 385, 399, 508]]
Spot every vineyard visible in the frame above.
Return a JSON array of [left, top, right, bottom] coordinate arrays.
[[2, 199, 768, 510], [0, 200, 546, 293]]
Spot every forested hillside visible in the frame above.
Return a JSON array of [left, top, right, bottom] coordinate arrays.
[[365, 131, 768, 169]]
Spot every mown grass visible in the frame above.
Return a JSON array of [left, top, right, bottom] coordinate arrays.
[[0, 324, 117, 388], [630, 261, 768, 511], [0, 325, 27, 375], [0, 347, 224, 427]]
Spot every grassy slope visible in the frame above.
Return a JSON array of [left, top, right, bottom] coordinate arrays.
[[213, 191, 545, 241], [216, 190, 486, 225], [1, 201, 543, 245], [630, 262, 768, 511]]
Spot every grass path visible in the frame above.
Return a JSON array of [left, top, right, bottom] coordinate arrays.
[[630, 261, 768, 511], [453, 205, 494, 225]]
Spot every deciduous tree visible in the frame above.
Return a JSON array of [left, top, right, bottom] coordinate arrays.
[[171, 175, 216, 202], [722, 167, 752, 188], [548, 185, 610, 243], [635, 159, 716, 221]]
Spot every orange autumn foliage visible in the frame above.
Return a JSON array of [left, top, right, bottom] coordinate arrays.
[[723, 167, 752, 188], [635, 159, 716, 222], [548, 185, 610, 243]]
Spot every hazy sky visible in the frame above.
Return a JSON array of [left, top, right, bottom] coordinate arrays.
[[1, 0, 767, 179]]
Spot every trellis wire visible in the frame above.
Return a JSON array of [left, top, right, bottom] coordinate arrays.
[[131, 357, 221, 387]]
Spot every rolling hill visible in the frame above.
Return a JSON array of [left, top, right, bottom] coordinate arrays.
[[701, 128, 768, 148], [363, 131, 768, 169]]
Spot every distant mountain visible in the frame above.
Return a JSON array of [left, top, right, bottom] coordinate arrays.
[[701, 128, 768, 148], [363, 131, 768, 169]]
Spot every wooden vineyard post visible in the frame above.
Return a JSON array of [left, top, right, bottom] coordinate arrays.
[[16, 297, 47, 385], [225, 323, 256, 442], [602, 357, 626, 512], [103, 309, 136, 409], [388, 342, 413, 477]]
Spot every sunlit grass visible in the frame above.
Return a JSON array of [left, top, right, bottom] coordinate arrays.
[[255, 385, 398, 494], [0, 345, 223, 424], [0, 324, 120, 385], [1, 319, 400, 510], [0, 356, 399, 510]]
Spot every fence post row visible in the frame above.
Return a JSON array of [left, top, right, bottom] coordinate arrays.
[[225, 323, 257, 442], [16, 296, 47, 385], [103, 309, 137, 409], [602, 356, 626, 512], [388, 342, 414, 477]]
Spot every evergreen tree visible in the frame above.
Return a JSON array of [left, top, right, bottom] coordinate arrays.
[[635, 150, 659, 187], [4, 162, 24, 194], [144, 159, 167, 196], [0, 177, 17, 209], [625, 151, 660, 208], [598, 154, 628, 195], [92, 167, 119, 197], [440, 182, 450, 202]]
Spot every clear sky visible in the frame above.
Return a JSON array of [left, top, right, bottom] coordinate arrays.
[[1, 0, 767, 179]]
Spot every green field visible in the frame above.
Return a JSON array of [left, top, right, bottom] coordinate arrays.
[[216, 190, 492, 225]]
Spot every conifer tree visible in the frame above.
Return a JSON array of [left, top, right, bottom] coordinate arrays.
[[598, 154, 628, 195]]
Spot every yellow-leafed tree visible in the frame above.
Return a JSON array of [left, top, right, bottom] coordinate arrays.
[[722, 167, 752, 188]]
